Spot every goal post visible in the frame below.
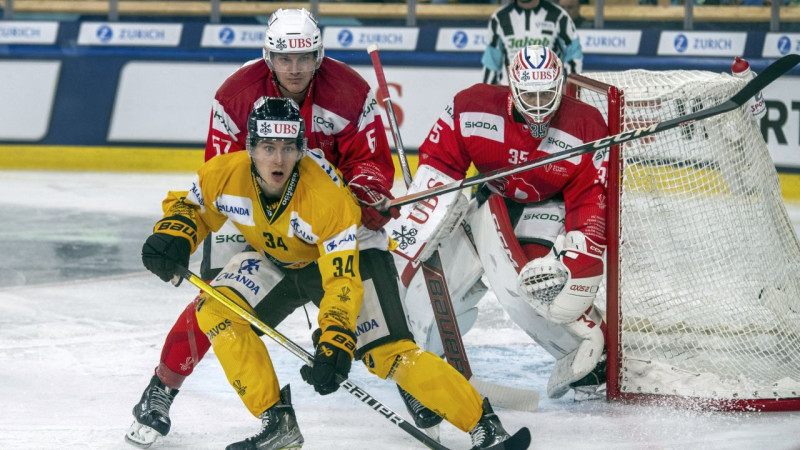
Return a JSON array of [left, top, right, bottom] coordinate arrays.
[[566, 69, 800, 411]]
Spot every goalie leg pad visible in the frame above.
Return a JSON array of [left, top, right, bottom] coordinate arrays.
[[398, 225, 485, 351], [468, 197, 606, 397], [546, 306, 605, 399]]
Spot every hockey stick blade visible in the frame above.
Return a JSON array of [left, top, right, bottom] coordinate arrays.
[[390, 53, 800, 209], [486, 427, 532, 450], [172, 267, 448, 450], [470, 378, 539, 412]]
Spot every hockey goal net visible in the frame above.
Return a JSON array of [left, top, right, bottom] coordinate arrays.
[[566, 69, 800, 411]]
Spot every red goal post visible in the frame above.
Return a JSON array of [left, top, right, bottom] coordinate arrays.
[[566, 71, 800, 411]]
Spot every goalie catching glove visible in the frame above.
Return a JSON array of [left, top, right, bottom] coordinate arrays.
[[518, 231, 605, 323], [141, 216, 197, 283], [300, 326, 356, 395], [348, 173, 400, 230]]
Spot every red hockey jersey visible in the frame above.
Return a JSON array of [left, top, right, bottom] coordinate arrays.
[[419, 83, 609, 244], [205, 57, 394, 190]]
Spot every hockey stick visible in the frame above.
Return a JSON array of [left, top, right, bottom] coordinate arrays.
[[369, 44, 539, 412], [389, 53, 800, 209], [172, 267, 448, 450]]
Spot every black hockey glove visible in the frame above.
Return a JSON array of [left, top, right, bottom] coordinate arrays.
[[141, 217, 195, 283], [300, 326, 356, 395]]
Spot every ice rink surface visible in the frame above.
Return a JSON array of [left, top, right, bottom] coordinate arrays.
[[0, 170, 798, 450]]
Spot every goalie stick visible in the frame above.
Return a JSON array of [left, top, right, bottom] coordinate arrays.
[[389, 53, 800, 209], [170, 268, 450, 450], [368, 44, 539, 413]]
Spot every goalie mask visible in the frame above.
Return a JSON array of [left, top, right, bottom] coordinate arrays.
[[508, 45, 564, 129], [263, 8, 324, 74], [247, 96, 306, 153]]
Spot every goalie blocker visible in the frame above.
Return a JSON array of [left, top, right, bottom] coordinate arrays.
[[384, 164, 485, 356]]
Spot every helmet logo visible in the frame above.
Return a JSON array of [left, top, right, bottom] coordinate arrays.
[[255, 120, 300, 138], [288, 37, 313, 49], [519, 68, 557, 83], [275, 37, 287, 51]]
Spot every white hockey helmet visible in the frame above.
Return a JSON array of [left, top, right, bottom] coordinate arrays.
[[508, 45, 564, 125], [263, 8, 324, 72]]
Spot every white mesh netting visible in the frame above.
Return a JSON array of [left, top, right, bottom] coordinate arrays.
[[574, 70, 800, 402]]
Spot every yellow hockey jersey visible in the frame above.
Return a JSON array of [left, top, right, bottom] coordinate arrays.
[[160, 149, 364, 334]]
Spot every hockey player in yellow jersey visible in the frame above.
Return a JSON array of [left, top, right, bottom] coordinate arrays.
[[137, 97, 524, 450]]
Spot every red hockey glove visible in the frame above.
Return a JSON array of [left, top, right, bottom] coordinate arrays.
[[348, 174, 400, 230]]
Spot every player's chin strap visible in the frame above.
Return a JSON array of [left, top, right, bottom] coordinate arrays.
[[169, 268, 448, 450], [390, 53, 800, 209], [369, 44, 539, 413]]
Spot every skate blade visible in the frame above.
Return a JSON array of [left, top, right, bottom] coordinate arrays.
[[125, 420, 163, 448], [423, 424, 441, 442], [573, 382, 607, 402]]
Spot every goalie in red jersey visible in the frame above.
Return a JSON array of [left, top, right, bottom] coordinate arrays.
[[388, 44, 609, 402]]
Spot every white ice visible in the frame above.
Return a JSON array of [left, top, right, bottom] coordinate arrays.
[[0, 170, 798, 450]]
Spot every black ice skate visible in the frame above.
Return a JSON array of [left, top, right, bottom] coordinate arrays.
[[469, 397, 512, 449], [125, 375, 179, 448], [397, 384, 443, 429], [570, 353, 607, 401], [226, 385, 304, 450]]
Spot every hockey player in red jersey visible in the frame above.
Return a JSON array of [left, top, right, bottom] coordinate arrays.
[[389, 44, 609, 402]]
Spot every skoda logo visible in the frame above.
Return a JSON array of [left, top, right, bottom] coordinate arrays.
[[673, 34, 688, 53], [778, 35, 791, 55], [337, 29, 353, 47], [452, 31, 468, 49], [96, 25, 113, 43], [219, 27, 235, 45]]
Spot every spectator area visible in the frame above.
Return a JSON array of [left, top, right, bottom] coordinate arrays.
[[4, 1, 800, 24]]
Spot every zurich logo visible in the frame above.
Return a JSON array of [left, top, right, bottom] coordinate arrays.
[[219, 27, 235, 45], [452, 31, 468, 49], [778, 35, 791, 55], [337, 29, 353, 47], [97, 25, 113, 43], [673, 34, 688, 53]]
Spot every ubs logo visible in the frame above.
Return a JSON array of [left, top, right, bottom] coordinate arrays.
[[778, 35, 791, 55], [452, 31, 468, 49], [96, 25, 113, 42], [673, 34, 688, 53], [219, 27, 235, 45], [337, 29, 353, 47]]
